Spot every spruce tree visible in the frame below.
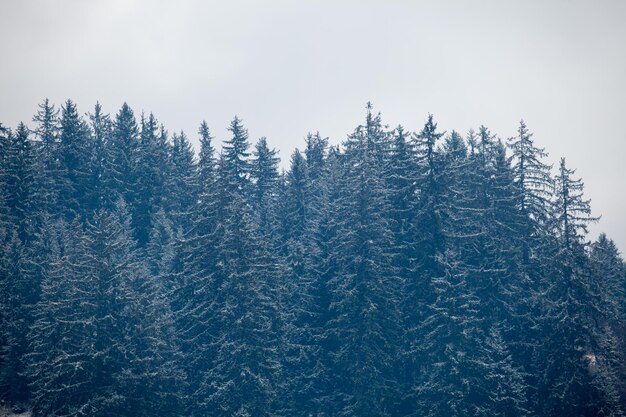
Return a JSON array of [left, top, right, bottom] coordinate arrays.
[[133, 113, 170, 246], [31, 99, 60, 213], [85, 103, 111, 215], [327, 105, 402, 415], [535, 158, 618, 416], [507, 120, 553, 264], [103, 103, 139, 210], [27, 204, 185, 416], [0, 233, 32, 406], [222, 116, 251, 198], [415, 250, 529, 417], [196, 161, 281, 416], [3, 124, 38, 242], [57, 99, 91, 220], [197, 120, 215, 194], [250, 136, 280, 236]]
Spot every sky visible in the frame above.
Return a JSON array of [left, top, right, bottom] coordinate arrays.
[[1, 0, 625, 250]]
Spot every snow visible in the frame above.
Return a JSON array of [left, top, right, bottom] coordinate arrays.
[[0, 406, 30, 417]]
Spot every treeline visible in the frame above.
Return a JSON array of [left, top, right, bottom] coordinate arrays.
[[0, 100, 625, 416]]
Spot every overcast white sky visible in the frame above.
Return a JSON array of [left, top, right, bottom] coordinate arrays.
[[1, 0, 625, 250]]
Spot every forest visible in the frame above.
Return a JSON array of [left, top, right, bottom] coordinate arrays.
[[0, 99, 625, 416]]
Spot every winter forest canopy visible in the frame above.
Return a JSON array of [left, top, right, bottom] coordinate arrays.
[[0, 99, 625, 417]]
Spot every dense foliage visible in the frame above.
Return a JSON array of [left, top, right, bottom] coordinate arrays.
[[1, 100, 624, 416]]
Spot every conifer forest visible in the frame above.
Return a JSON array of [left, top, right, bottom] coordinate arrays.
[[1, 99, 625, 417]]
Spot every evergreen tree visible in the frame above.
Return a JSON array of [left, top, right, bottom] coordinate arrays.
[[535, 158, 619, 416], [304, 132, 328, 182], [57, 99, 91, 220], [197, 120, 215, 194], [250, 136, 280, 235], [507, 120, 553, 264], [31, 99, 60, 213], [103, 103, 139, 210], [27, 204, 185, 416], [0, 233, 32, 406], [282, 149, 310, 243], [196, 164, 281, 416], [166, 130, 197, 233], [222, 116, 251, 198], [401, 116, 448, 411], [280, 143, 338, 416], [414, 114, 446, 259], [2, 124, 38, 242], [589, 234, 626, 411], [415, 250, 529, 417], [85, 103, 111, 215], [134, 113, 170, 246], [327, 105, 402, 415]]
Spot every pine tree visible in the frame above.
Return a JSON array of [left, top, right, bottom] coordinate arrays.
[[414, 114, 446, 259], [0, 124, 41, 406], [282, 149, 310, 244], [103, 103, 139, 210], [326, 105, 402, 415], [2, 124, 38, 242], [222, 116, 251, 198], [553, 158, 599, 252], [0, 233, 32, 406], [134, 113, 170, 245], [535, 158, 619, 416], [589, 234, 626, 411], [57, 99, 91, 220], [304, 132, 328, 182], [415, 250, 529, 417], [279, 142, 339, 416], [27, 204, 185, 416], [31, 99, 60, 213], [26, 219, 101, 417], [400, 116, 448, 411], [85, 103, 111, 215], [166, 131, 197, 233], [196, 166, 281, 416], [507, 120, 553, 264], [250, 136, 280, 236], [197, 120, 215, 194]]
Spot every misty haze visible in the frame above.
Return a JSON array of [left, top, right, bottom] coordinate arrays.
[[1, 1, 625, 416]]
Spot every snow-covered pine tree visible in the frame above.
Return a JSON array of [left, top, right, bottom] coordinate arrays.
[[222, 116, 251, 199], [534, 158, 621, 416], [85, 103, 111, 215], [250, 136, 280, 237], [31, 99, 60, 214], [0, 232, 32, 406], [26, 219, 103, 417], [27, 203, 185, 416], [2, 123, 38, 242], [195, 157, 281, 416], [326, 105, 402, 416], [279, 141, 340, 416], [197, 120, 215, 196], [304, 132, 328, 182], [400, 115, 447, 411], [57, 99, 91, 220], [507, 120, 553, 264], [0, 124, 40, 406], [133, 113, 170, 246], [164, 130, 197, 235], [103, 103, 139, 211], [589, 234, 626, 410], [415, 249, 529, 417], [281, 149, 310, 245]]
